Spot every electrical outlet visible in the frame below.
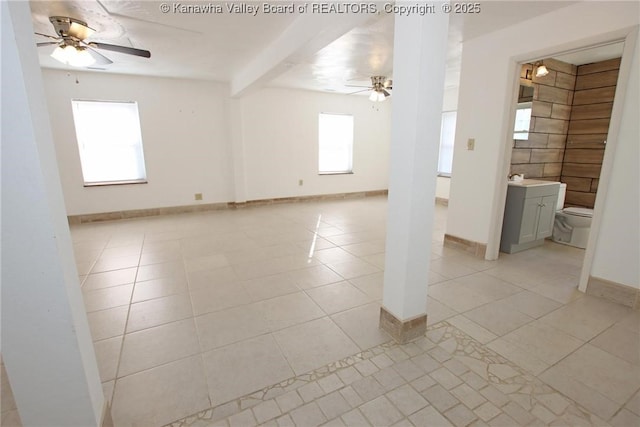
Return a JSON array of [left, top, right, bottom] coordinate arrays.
[[467, 138, 475, 151], [298, 179, 303, 186], [194, 193, 203, 201]]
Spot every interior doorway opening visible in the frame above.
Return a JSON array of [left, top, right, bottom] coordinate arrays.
[[497, 40, 626, 291]]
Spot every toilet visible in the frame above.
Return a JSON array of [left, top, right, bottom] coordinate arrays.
[[552, 183, 593, 249]]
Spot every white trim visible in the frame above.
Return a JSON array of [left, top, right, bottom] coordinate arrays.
[[579, 28, 638, 293]]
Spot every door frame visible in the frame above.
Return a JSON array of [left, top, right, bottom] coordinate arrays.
[[487, 26, 639, 294]]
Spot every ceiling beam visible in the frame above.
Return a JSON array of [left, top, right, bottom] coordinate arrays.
[[230, 12, 378, 98]]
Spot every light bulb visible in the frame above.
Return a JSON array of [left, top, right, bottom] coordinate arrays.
[[51, 45, 73, 63], [369, 90, 386, 102], [68, 47, 95, 67]]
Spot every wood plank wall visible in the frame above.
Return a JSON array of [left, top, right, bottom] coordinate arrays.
[[510, 57, 621, 209], [511, 59, 577, 180], [562, 58, 621, 208]]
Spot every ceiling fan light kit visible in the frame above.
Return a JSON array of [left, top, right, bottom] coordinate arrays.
[[51, 45, 95, 67], [369, 88, 390, 102], [369, 90, 384, 102]]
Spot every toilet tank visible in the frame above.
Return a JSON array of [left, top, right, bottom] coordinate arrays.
[[557, 183, 567, 211]]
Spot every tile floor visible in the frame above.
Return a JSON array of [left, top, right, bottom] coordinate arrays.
[[1, 196, 638, 427]]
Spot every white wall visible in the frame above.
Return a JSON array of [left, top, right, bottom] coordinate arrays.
[[240, 88, 391, 200], [448, 2, 639, 261], [589, 31, 639, 289], [436, 176, 451, 200], [43, 72, 392, 214], [42, 70, 234, 215], [442, 86, 459, 112]]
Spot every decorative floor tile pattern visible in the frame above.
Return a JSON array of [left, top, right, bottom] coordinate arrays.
[[165, 321, 611, 427]]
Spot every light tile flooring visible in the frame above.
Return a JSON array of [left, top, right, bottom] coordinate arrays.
[[1, 196, 639, 426]]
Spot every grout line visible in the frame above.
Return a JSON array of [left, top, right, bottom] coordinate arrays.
[[108, 234, 145, 402]]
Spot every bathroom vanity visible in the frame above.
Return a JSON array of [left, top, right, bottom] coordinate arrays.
[[500, 180, 560, 254]]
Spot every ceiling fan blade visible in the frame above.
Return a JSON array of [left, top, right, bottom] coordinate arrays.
[[383, 79, 393, 88], [85, 46, 114, 66], [37, 42, 59, 47], [347, 88, 371, 95], [345, 84, 371, 88], [35, 32, 60, 41], [88, 42, 151, 58]]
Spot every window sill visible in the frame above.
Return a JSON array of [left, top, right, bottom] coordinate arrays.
[[84, 180, 148, 187], [318, 172, 354, 176]]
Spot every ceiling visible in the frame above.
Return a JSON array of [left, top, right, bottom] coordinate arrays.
[[30, 1, 582, 97]]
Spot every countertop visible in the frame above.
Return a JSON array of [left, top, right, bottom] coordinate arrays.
[[507, 179, 560, 187]]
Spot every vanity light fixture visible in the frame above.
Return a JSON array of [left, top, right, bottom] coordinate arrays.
[[535, 61, 549, 78]]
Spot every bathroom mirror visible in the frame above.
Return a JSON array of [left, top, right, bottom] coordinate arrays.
[[517, 84, 533, 102]]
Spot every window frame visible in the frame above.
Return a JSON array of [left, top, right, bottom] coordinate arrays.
[[513, 101, 533, 141], [318, 112, 355, 175], [71, 99, 148, 187]]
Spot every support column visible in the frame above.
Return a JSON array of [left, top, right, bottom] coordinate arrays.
[[1, 2, 107, 425], [380, 5, 449, 343]]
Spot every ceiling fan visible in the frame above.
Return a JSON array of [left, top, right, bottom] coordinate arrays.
[[347, 76, 393, 102], [35, 16, 151, 68]]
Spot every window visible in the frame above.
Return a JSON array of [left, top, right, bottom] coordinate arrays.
[[513, 102, 532, 140], [318, 113, 353, 174], [71, 100, 147, 186], [438, 111, 457, 176]]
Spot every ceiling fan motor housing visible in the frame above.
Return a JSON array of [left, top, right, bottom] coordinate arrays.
[[49, 16, 94, 40], [370, 76, 393, 90]]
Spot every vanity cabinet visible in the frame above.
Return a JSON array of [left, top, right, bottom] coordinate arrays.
[[500, 182, 560, 254]]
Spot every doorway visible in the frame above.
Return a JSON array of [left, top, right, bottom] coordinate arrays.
[[499, 41, 626, 289]]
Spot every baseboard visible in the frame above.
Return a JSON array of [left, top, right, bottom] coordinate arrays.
[[229, 189, 389, 208], [67, 190, 389, 224], [379, 307, 427, 344], [443, 233, 487, 259], [67, 202, 230, 224], [586, 276, 639, 309]]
